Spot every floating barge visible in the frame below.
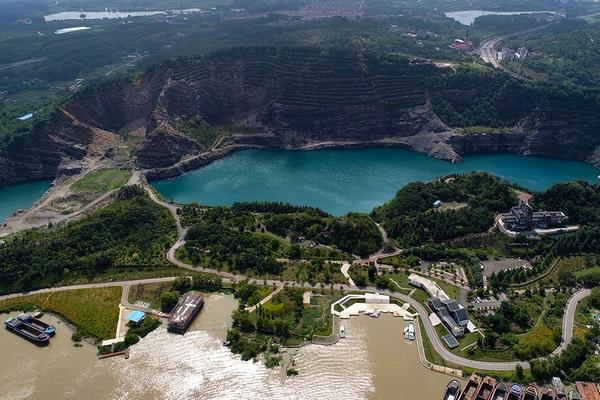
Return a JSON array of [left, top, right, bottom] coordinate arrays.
[[459, 374, 483, 400], [524, 385, 539, 400], [4, 317, 50, 345], [507, 384, 523, 400], [444, 380, 462, 400], [17, 313, 56, 336], [476, 376, 497, 400], [491, 382, 508, 400], [541, 387, 557, 400], [167, 292, 204, 333]]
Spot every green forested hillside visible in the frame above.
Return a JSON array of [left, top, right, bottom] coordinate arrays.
[[372, 173, 517, 245], [0, 187, 177, 294]]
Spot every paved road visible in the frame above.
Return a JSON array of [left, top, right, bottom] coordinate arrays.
[[144, 188, 592, 370], [552, 288, 591, 356], [2, 185, 589, 372], [0, 277, 178, 303]]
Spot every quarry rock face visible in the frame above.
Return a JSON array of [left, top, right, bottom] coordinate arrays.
[[1, 48, 598, 187]]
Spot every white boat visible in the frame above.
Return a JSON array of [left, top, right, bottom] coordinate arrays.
[[340, 324, 346, 338], [404, 322, 415, 340]]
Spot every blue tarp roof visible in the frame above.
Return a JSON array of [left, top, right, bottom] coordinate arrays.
[[126, 310, 145, 323]]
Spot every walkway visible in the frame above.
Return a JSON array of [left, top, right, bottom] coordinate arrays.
[[340, 261, 356, 287], [244, 286, 283, 312], [140, 183, 592, 371], [3, 183, 587, 372]]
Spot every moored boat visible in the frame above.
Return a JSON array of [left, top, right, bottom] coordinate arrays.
[[507, 385, 523, 400], [4, 317, 50, 345], [491, 382, 508, 400], [567, 390, 581, 400], [444, 379, 462, 400], [524, 385, 538, 400], [541, 387, 556, 400], [476, 376, 497, 400], [17, 313, 56, 336], [167, 292, 204, 333], [459, 374, 483, 400]]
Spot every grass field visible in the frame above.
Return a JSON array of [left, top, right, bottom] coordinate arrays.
[[70, 169, 132, 193], [128, 281, 176, 309], [0, 287, 121, 339]]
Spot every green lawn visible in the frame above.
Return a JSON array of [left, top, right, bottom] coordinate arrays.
[[0, 287, 121, 339], [128, 281, 176, 309], [71, 169, 132, 193]]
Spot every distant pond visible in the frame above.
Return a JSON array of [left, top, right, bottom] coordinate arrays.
[[150, 148, 600, 216], [445, 10, 555, 25]]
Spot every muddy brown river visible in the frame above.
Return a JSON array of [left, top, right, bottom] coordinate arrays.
[[0, 294, 451, 399]]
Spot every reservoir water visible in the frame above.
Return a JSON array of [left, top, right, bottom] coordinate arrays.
[[0, 294, 451, 399], [445, 10, 555, 25], [151, 148, 600, 216], [0, 179, 52, 224]]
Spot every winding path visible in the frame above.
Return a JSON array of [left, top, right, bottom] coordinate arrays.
[[1, 186, 590, 372], [145, 186, 591, 371]]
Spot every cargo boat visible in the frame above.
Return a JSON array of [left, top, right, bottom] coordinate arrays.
[[491, 382, 508, 400], [443, 379, 462, 400], [524, 385, 539, 400], [18, 313, 56, 336], [507, 385, 523, 400], [4, 317, 50, 345], [567, 390, 581, 400], [476, 376, 498, 400], [459, 374, 483, 400], [167, 292, 204, 333], [541, 387, 557, 400]]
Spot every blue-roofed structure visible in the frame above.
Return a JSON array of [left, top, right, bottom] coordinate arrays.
[[126, 310, 145, 325]]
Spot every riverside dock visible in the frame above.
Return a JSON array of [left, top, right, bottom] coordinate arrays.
[[167, 292, 204, 333]]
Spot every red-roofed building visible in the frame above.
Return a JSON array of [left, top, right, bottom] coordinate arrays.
[[517, 193, 532, 204]]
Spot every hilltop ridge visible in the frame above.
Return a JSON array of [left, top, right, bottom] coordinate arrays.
[[1, 46, 599, 186]]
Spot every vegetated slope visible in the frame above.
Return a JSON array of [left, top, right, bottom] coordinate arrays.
[[372, 172, 517, 246], [0, 186, 177, 294], [2, 46, 600, 187]]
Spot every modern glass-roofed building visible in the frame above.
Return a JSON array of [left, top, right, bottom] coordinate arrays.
[[427, 297, 469, 337]]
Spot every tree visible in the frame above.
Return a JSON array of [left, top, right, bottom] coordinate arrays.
[[515, 364, 525, 382], [160, 291, 180, 312]]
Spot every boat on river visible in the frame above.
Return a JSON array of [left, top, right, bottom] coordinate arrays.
[[507, 385, 523, 400], [459, 374, 483, 400], [491, 382, 508, 400], [403, 321, 415, 340], [567, 390, 581, 400], [17, 313, 56, 336], [4, 317, 50, 345], [540, 387, 557, 400], [443, 379, 462, 400], [476, 376, 497, 400], [523, 385, 539, 400]]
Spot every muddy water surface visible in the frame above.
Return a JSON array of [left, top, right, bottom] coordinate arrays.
[[0, 295, 452, 400]]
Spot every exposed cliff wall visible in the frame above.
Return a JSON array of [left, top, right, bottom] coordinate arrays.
[[2, 47, 599, 187]]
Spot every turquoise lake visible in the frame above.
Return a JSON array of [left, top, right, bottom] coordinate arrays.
[[0, 179, 53, 223], [151, 148, 600, 216]]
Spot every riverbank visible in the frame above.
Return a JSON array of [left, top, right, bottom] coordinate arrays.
[[0, 301, 454, 399]]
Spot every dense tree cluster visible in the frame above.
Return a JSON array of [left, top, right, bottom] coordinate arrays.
[[0, 190, 177, 294], [530, 333, 599, 381], [185, 220, 283, 275], [373, 173, 517, 246]]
